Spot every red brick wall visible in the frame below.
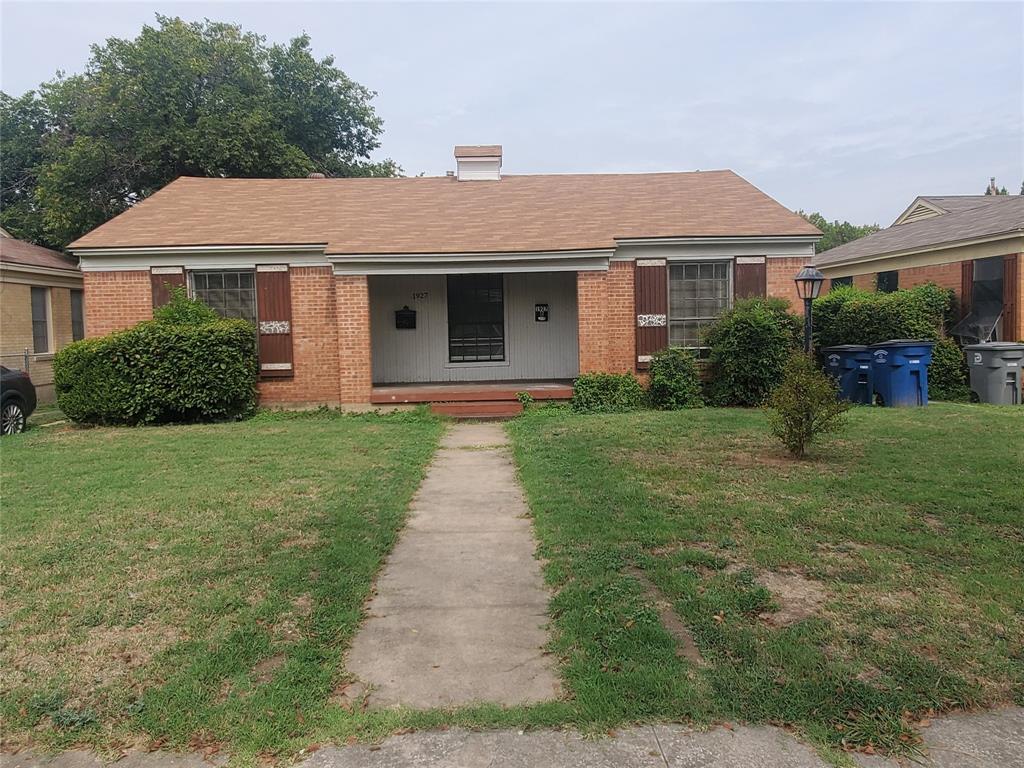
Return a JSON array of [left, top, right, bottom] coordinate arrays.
[[606, 261, 636, 372], [766, 257, 811, 315], [577, 269, 609, 373], [577, 262, 635, 374], [899, 262, 961, 295], [335, 274, 373, 403], [83, 270, 152, 337], [258, 267, 341, 406], [853, 273, 876, 291]]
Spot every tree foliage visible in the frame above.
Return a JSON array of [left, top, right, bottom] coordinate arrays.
[[1, 15, 397, 248], [798, 211, 880, 254]]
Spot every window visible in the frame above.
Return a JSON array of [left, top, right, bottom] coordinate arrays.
[[447, 274, 505, 362], [71, 289, 85, 341], [669, 262, 731, 354], [831, 276, 853, 289], [190, 271, 257, 323], [30, 287, 50, 353], [877, 270, 899, 293]]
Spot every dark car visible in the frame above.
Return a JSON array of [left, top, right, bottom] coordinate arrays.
[[1, 366, 37, 434]]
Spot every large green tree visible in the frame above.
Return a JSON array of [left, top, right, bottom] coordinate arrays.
[[798, 211, 880, 254], [1, 16, 397, 248]]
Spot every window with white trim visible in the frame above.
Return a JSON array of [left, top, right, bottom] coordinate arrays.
[[31, 287, 51, 353], [668, 261, 731, 354], [190, 271, 257, 323]]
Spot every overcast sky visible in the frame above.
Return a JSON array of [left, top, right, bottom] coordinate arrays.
[[2, 1, 1022, 225]]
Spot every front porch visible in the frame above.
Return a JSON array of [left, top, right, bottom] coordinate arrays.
[[370, 380, 574, 418]]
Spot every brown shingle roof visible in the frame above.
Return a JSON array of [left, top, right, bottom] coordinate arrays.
[[454, 145, 502, 158], [0, 235, 79, 272], [69, 171, 820, 255], [815, 196, 1024, 267]]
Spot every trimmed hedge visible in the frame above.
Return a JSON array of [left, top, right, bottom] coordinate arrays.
[[811, 282, 968, 401], [928, 336, 971, 402], [648, 348, 703, 409], [571, 372, 647, 413], [812, 283, 949, 347], [705, 298, 800, 406], [54, 319, 258, 425]]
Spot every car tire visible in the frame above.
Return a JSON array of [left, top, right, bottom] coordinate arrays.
[[2, 398, 26, 435]]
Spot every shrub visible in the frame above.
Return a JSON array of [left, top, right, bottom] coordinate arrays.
[[705, 298, 799, 406], [152, 285, 219, 325], [928, 337, 970, 402], [571, 372, 647, 413], [812, 283, 953, 348], [768, 352, 851, 458], [54, 319, 258, 425], [648, 348, 703, 409]]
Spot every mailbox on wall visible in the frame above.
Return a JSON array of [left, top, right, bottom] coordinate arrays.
[[395, 305, 416, 329]]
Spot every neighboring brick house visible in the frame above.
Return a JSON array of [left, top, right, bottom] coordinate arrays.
[[815, 196, 1024, 343], [1, 229, 85, 402], [68, 146, 820, 410]]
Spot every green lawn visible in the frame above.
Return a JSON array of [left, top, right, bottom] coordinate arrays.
[[2, 404, 1021, 765], [507, 402, 1023, 759], [1, 410, 445, 761]]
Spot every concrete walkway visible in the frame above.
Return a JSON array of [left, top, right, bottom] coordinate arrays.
[[346, 422, 560, 709], [9, 708, 1021, 768]]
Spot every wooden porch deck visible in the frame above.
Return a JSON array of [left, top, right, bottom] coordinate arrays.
[[370, 380, 574, 418]]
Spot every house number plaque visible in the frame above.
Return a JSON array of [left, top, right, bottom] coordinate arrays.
[[535, 304, 549, 322]]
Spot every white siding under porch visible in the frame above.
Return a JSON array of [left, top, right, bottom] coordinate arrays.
[[369, 272, 579, 384]]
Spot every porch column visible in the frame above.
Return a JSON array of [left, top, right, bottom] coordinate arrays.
[[577, 269, 609, 373], [335, 274, 373, 404]]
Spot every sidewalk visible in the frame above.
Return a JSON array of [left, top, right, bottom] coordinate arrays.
[[345, 422, 560, 708], [6, 708, 1021, 768]]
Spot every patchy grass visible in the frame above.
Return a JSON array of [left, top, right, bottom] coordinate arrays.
[[27, 403, 67, 427], [507, 403, 1023, 758], [1, 410, 445, 762], [4, 402, 1021, 765]]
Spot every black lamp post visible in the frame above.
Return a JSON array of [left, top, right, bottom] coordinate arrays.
[[794, 265, 826, 354]]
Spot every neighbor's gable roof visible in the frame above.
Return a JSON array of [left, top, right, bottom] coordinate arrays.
[[816, 196, 1024, 268], [68, 171, 820, 255], [0, 235, 80, 272]]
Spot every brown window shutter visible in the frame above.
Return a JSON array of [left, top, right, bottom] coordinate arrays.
[[634, 259, 668, 371], [1003, 255, 1019, 341], [150, 267, 186, 307], [256, 265, 294, 378], [734, 256, 766, 299], [960, 260, 974, 318]]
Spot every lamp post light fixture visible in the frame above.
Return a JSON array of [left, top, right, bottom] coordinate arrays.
[[794, 265, 826, 354]]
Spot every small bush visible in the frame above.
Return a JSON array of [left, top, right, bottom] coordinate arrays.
[[571, 372, 647, 413], [928, 337, 970, 402], [648, 348, 703, 409], [768, 352, 851, 458], [55, 319, 258, 425], [152, 285, 219, 325], [705, 298, 799, 406]]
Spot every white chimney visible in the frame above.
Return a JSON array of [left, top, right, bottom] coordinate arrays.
[[454, 145, 502, 181]]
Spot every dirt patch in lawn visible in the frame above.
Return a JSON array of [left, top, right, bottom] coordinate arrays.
[[756, 569, 828, 626], [625, 566, 703, 664], [252, 653, 286, 684]]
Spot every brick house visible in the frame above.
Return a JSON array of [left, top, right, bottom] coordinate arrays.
[[0, 229, 85, 402], [815, 195, 1023, 343], [68, 146, 820, 411]]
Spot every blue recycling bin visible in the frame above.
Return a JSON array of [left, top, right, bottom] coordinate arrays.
[[822, 345, 874, 404], [869, 340, 935, 407]]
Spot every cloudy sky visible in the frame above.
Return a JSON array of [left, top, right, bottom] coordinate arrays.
[[2, 1, 1021, 225]]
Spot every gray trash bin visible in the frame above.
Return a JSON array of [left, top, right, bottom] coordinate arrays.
[[964, 342, 1024, 405]]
